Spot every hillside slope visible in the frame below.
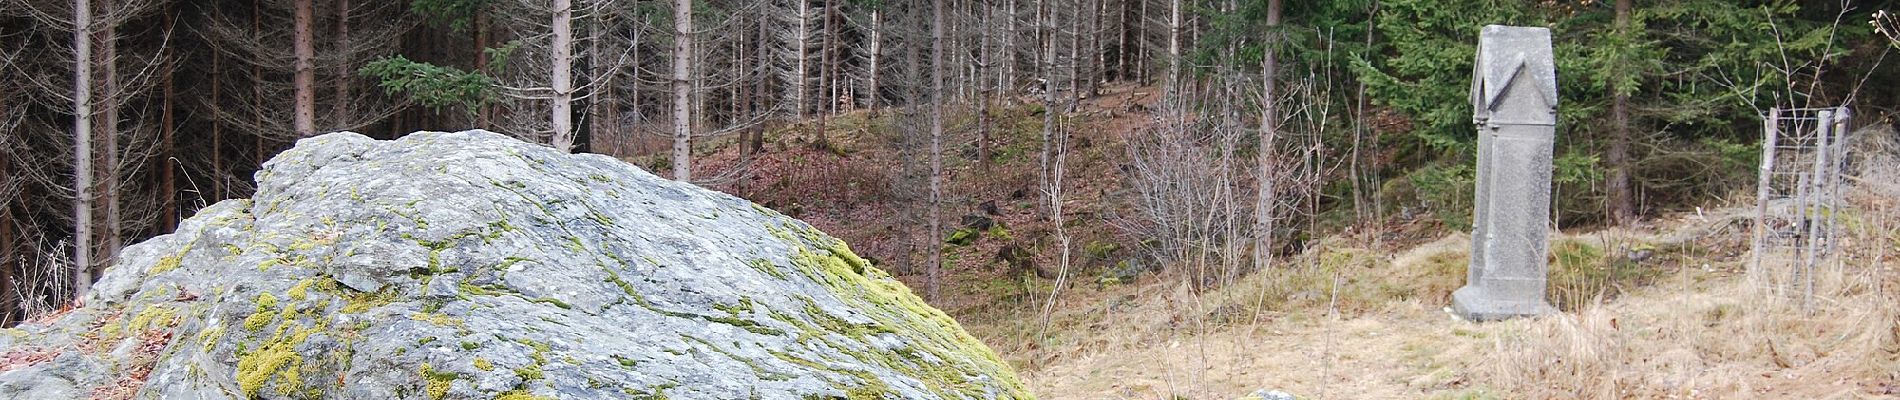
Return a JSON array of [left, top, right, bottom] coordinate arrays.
[[683, 89, 1899, 399]]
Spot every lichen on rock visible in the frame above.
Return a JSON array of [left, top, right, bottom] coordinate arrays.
[[0, 130, 1032, 399]]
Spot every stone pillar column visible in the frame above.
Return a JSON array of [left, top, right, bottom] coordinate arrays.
[[1452, 25, 1558, 321]]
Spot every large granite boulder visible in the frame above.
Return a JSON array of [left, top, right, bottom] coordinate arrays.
[[0, 130, 1030, 399]]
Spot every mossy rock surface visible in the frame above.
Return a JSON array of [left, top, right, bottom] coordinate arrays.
[[0, 130, 1031, 399]]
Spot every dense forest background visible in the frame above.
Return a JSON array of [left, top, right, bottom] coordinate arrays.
[[1, 0, 1895, 325]]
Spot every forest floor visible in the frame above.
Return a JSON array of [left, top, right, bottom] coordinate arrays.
[[676, 84, 1900, 399]]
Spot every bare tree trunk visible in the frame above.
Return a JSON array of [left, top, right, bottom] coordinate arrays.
[[1038, 0, 1058, 220], [826, 3, 841, 114], [476, 10, 490, 127], [333, 0, 351, 129], [976, 0, 992, 169], [794, 0, 811, 118], [751, 15, 767, 153], [957, 0, 974, 100], [550, 0, 576, 152], [211, 53, 223, 200], [927, 0, 946, 302], [1252, 0, 1281, 270], [2, 67, 15, 320], [293, 0, 315, 136], [671, 0, 694, 181], [630, 20, 645, 153], [815, 1, 834, 148], [0, 173, 13, 322], [1067, 0, 1081, 107], [1607, 0, 1635, 224], [609, 26, 626, 158], [1003, 0, 1016, 94], [730, 33, 742, 137], [72, 0, 95, 296], [162, 7, 177, 232], [97, 0, 121, 274], [1115, 0, 1127, 81], [1166, 0, 1182, 103], [589, 11, 609, 153], [1350, 0, 1378, 226], [866, 10, 882, 110], [252, 0, 267, 173], [1083, 0, 1099, 97]]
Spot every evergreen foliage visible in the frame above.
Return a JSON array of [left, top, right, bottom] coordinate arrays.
[[360, 56, 497, 113]]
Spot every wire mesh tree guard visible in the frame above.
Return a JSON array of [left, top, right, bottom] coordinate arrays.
[[1750, 106, 1851, 307]]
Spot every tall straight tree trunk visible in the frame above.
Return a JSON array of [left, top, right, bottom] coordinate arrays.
[[955, 0, 971, 100], [333, 0, 351, 129], [590, 12, 610, 153], [1128, 0, 1140, 82], [475, 10, 490, 127], [1607, 0, 1635, 224], [865, 10, 882, 110], [1067, 0, 1081, 108], [1350, 0, 1378, 225], [1071, 0, 1086, 107], [161, 7, 177, 232], [671, 0, 694, 181], [826, 3, 841, 113], [1084, 0, 1100, 96], [737, 22, 754, 160], [293, 0, 315, 135], [1252, 0, 1281, 270], [976, 1, 992, 170], [211, 53, 223, 200], [730, 32, 741, 133], [608, 30, 625, 158], [927, 0, 946, 302], [72, 0, 95, 296], [1002, 0, 1016, 94], [814, 1, 834, 148], [629, 20, 645, 153], [1165, 0, 1182, 109], [550, 0, 576, 152], [252, 0, 266, 168], [2, 59, 14, 320], [1037, 0, 1058, 220], [0, 162, 12, 321], [97, 0, 120, 273], [1109, 0, 1117, 81], [793, 0, 811, 119], [750, 15, 767, 153]]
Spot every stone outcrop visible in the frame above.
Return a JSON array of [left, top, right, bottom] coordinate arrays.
[[0, 130, 1030, 399]]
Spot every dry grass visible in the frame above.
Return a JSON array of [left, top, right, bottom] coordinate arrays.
[[994, 193, 1898, 399]]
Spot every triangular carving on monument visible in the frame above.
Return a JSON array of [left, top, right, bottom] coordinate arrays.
[[1483, 55, 1529, 112]]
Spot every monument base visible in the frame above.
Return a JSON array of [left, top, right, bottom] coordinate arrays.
[[1450, 285, 1555, 322]]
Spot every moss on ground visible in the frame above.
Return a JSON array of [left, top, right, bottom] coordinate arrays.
[[419, 363, 459, 400], [151, 245, 191, 274], [235, 312, 324, 397]]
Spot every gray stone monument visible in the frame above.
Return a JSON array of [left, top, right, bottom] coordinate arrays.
[[1452, 25, 1559, 321]]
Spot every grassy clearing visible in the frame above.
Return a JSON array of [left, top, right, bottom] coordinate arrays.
[[994, 200, 1896, 399]]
